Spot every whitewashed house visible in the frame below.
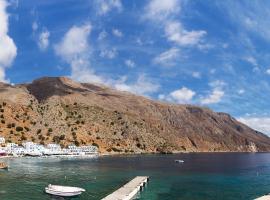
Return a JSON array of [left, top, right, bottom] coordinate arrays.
[[22, 142, 42, 156], [67, 145, 98, 155], [0, 136, 5, 144], [44, 143, 63, 155], [81, 145, 98, 154], [6, 143, 24, 156]]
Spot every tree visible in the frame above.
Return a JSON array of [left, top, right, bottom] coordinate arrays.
[[16, 126, 23, 132], [59, 135, 65, 140], [74, 140, 80, 146], [53, 136, 60, 143]]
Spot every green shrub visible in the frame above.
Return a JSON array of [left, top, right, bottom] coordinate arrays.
[[74, 140, 80, 146], [21, 135, 27, 140], [59, 135, 65, 140], [92, 143, 99, 148], [53, 136, 60, 143], [16, 126, 23, 132]]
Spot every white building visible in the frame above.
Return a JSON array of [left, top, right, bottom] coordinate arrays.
[[3, 141, 98, 157], [22, 142, 42, 156], [81, 145, 98, 154], [6, 143, 24, 156], [67, 145, 98, 155], [6, 143, 18, 148], [44, 143, 63, 155], [0, 136, 5, 144]]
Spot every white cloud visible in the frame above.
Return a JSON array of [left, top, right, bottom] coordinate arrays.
[[238, 117, 270, 135], [244, 56, 257, 66], [197, 43, 215, 51], [54, 24, 159, 96], [165, 21, 206, 46], [144, 0, 206, 47], [200, 80, 225, 104], [159, 87, 196, 104], [244, 17, 257, 28], [32, 21, 38, 31], [201, 89, 224, 104], [68, 59, 104, 84], [210, 69, 216, 74], [266, 69, 270, 75], [238, 89, 245, 94], [38, 29, 50, 51], [125, 59, 135, 68], [158, 94, 165, 100], [55, 24, 91, 61], [170, 87, 196, 103], [244, 56, 260, 72], [0, 0, 17, 82], [209, 80, 226, 89], [144, 0, 180, 21], [96, 0, 122, 15], [113, 74, 159, 96], [153, 48, 180, 66], [98, 30, 107, 40], [100, 48, 117, 59], [54, 24, 105, 84], [192, 71, 201, 78], [112, 28, 123, 37]]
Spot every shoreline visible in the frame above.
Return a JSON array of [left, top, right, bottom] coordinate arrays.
[[1, 151, 268, 160], [0, 154, 98, 160]]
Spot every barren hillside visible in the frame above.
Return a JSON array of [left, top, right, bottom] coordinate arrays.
[[0, 77, 269, 153]]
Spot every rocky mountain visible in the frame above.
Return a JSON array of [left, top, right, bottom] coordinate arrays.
[[0, 76, 269, 153]]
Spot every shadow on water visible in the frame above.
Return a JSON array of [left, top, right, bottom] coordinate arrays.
[[49, 195, 79, 200]]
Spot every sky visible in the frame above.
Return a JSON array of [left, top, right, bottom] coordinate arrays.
[[1, 0, 270, 134]]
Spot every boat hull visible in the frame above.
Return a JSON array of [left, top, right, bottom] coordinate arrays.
[[45, 188, 82, 197], [0, 163, 8, 170]]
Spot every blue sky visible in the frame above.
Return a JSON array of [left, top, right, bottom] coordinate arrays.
[[1, 0, 270, 134]]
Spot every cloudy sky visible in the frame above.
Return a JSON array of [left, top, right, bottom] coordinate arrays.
[[1, 0, 270, 134]]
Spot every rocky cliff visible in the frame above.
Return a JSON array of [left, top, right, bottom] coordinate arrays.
[[0, 77, 269, 153]]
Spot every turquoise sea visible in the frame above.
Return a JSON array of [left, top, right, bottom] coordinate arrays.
[[1, 153, 270, 200]]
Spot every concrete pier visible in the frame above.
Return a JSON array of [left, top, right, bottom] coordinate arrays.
[[101, 176, 149, 200], [255, 195, 270, 200]]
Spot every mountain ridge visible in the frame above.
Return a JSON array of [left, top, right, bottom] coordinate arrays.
[[0, 76, 269, 153]]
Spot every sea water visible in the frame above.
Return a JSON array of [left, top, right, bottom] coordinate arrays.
[[0, 153, 270, 200]]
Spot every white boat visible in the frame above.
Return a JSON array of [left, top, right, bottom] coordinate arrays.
[[175, 159, 184, 163], [25, 151, 42, 157], [45, 184, 85, 197]]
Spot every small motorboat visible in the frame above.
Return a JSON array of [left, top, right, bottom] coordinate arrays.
[[0, 162, 8, 170], [25, 150, 42, 157], [175, 159, 184, 163], [45, 184, 85, 197]]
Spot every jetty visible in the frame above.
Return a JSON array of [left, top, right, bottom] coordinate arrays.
[[101, 176, 149, 200], [255, 195, 270, 200]]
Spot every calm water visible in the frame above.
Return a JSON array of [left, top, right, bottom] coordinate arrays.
[[1, 153, 270, 200]]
